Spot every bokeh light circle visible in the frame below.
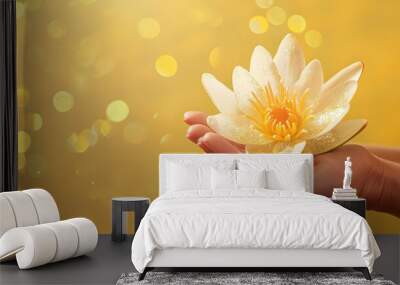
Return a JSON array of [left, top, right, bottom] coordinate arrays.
[[53, 91, 74, 112], [137, 17, 160, 39], [17, 87, 30, 107], [32, 113, 43, 131], [209, 47, 222, 68], [267, 6, 286, 26], [249, 16, 269, 34], [106, 100, 130, 122], [155, 55, 178, 77], [255, 0, 274, 9], [305, 30, 323, 48], [18, 131, 31, 153], [93, 119, 112, 136], [81, 129, 98, 146], [288, 15, 306, 33], [16, 2, 26, 19], [67, 132, 90, 153], [123, 122, 147, 144], [18, 154, 26, 171]]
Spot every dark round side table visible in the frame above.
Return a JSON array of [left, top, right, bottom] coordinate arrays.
[[112, 197, 150, 242]]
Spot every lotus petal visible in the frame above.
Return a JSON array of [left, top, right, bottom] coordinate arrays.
[[207, 113, 270, 145], [286, 141, 307, 153], [315, 80, 358, 113], [321, 62, 363, 97], [273, 34, 305, 90], [246, 141, 306, 153], [201, 73, 239, 115], [250, 45, 281, 95], [303, 105, 350, 139], [232, 66, 266, 118], [292, 59, 323, 107], [303, 119, 367, 154]]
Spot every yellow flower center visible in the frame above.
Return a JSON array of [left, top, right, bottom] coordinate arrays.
[[248, 83, 312, 142]]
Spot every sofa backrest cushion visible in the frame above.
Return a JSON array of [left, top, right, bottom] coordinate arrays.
[[0, 189, 60, 238]]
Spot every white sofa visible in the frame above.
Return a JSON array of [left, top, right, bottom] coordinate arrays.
[[0, 189, 98, 269]]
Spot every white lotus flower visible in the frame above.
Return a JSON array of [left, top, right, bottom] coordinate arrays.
[[202, 33, 367, 154]]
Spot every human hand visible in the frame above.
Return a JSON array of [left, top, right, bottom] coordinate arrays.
[[184, 111, 245, 153], [315, 145, 400, 217], [314, 144, 382, 199], [184, 111, 400, 217]]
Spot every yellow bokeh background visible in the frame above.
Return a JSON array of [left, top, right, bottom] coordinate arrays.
[[16, 0, 400, 233]]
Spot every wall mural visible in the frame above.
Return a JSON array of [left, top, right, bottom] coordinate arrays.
[[16, 0, 400, 233]]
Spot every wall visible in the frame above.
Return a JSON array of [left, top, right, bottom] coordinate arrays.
[[17, 0, 400, 233]]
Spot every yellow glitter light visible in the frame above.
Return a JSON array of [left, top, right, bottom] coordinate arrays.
[[305, 30, 323, 48], [106, 100, 130, 122], [255, 0, 274, 9], [209, 47, 222, 68], [288, 15, 306, 33], [53, 91, 74, 112], [155, 55, 178, 77], [137, 17, 160, 39], [249, 16, 269, 34], [18, 131, 31, 153], [267, 6, 286, 26]]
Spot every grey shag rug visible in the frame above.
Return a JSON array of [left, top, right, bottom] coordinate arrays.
[[116, 272, 395, 285]]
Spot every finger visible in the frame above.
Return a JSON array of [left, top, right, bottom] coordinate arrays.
[[186, 124, 245, 152], [365, 145, 400, 163], [197, 141, 213, 153], [183, 111, 208, 126], [198, 132, 242, 153], [186, 124, 214, 144]]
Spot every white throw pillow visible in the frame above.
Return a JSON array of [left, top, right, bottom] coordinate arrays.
[[211, 169, 267, 190], [236, 169, 267, 189], [167, 163, 210, 191], [237, 159, 308, 191], [166, 159, 236, 192], [211, 168, 236, 190]]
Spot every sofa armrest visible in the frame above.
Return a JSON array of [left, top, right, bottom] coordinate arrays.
[[0, 218, 97, 269]]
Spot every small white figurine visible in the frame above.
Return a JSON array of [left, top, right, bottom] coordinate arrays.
[[343, 156, 352, 190]]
